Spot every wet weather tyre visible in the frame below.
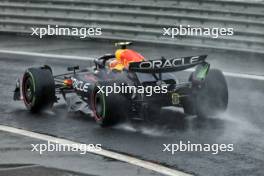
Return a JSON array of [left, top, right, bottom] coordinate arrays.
[[193, 69, 228, 117], [22, 67, 55, 112], [182, 73, 196, 115], [92, 81, 129, 127], [182, 97, 196, 115]]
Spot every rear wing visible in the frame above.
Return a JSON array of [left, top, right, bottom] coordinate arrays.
[[129, 55, 207, 73]]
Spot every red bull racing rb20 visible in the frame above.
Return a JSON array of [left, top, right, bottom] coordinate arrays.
[[14, 42, 228, 127]]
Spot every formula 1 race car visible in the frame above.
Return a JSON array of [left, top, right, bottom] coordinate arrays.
[[14, 42, 228, 127]]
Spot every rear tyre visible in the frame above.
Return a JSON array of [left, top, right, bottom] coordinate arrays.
[[182, 73, 196, 115], [183, 69, 228, 117], [92, 80, 129, 127], [22, 67, 55, 113]]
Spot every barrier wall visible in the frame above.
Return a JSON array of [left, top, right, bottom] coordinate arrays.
[[0, 0, 263, 53]]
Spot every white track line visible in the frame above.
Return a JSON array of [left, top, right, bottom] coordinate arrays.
[[185, 68, 264, 81], [0, 125, 191, 176], [222, 72, 264, 81], [0, 49, 263, 81], [0, 50, 92, 60]]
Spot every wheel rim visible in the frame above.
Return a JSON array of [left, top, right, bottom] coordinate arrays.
[[23, 74, 34, 105]]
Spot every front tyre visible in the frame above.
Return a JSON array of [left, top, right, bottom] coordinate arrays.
[[92, 81, 129, 127], [22, 67, 55, 112]]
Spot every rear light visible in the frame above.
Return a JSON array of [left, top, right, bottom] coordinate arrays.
[[63, 79, 73, 86]]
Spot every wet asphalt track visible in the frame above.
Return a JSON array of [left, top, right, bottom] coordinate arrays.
[[0, 42, 264, 176]]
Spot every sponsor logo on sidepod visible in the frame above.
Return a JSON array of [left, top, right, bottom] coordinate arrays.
[[71, 78, 90, 93]]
